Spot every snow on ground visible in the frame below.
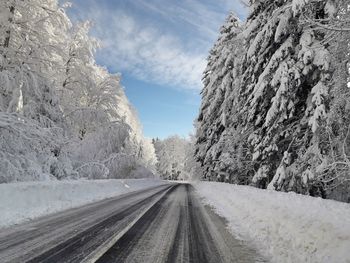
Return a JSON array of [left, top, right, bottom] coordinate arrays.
[[193, 181, 350, 263], [0, 179, 166, 229], [166, 180, 190, 184]]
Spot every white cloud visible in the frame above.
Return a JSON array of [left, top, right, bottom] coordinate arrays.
[[92, 10, 207, 89], [69, 0, 246, 90], [131, 0, 247, 40]]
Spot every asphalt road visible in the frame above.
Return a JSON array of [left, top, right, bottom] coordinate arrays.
[[0, 183, 265, 263]]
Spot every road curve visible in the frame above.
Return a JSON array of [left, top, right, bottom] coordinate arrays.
[[0, 183, 265, 263]]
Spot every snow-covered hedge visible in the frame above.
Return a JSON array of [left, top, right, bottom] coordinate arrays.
[[0, 113, 156, 182], [194, 182, 350, 263], [0, 113, 76, 183]]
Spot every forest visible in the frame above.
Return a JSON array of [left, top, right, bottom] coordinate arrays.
[[0, 0, 198, 185], [195, 0, 350, 202], [1, 0, 350, 203], [0, 1, 158, 182], [0, 1, 349, 262]]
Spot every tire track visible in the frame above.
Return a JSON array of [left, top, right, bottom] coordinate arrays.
[[96, 184, 264, 263], [0, 184, 172, 263]]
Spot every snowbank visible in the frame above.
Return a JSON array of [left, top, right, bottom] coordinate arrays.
[[194, 182, 350, 263], [0, 179, 166, 229]]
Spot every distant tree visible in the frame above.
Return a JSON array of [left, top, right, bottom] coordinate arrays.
[[184, 135, 203, 181], [153, 135, 193, 180]]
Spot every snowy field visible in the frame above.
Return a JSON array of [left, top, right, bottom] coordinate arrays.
[[0, 179, 166, 229], [194, 182, 350, 263]]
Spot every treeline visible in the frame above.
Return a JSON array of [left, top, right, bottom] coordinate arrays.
[[153, 135, 201, 181], [195, 0, 350, 202], [0, 1, 157, 182]]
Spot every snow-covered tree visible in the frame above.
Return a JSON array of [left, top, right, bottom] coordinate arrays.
[[184, 135, 203, 181], [65, 70, 157, 179], [195, 13, 244, 181], [0, 112, 76, 183], [0, 0, 70, 125], [312, 0, 350, 201], [236, 0, 333, 194], [0, 1, 157, 182], [196, 0, 350, 201], [140, 137, 158, 173], [154, 136, 192, 180], [0, 1, 75, 181]]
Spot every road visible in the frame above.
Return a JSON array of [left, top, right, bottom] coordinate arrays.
[[0, 183, 265, 263]]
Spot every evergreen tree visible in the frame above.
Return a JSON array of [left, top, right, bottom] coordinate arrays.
[[195, 0, 350, 201], [196, 13, 244, 181]]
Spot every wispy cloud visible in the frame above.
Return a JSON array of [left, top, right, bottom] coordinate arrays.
[[131, 0, 247, 41], [68, 0, 246, 90]]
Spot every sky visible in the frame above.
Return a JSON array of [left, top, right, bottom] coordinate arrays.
[[67, 0, 247, 139]]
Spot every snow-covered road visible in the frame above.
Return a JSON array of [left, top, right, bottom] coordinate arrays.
[[4, 180, 347, 263], [0, 183, 264, 263], [97, 184, 264, 263], [0, 179, 167, 228], [0, 184, 172, 262]]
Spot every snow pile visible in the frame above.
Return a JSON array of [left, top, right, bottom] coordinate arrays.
[[0, 179, 166, 229], [194, 182, 350, 263]]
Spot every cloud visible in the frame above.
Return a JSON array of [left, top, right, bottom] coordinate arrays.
[[131, 0, 221, 41], [131, 0, 247, 41], [68, 0, 246, 90]]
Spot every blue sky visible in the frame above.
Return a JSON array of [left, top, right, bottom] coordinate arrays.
[[67, 0, 247, 139]]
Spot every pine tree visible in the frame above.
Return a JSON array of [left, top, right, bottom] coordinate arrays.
[[317, 0, 350, 200], [237, 0, 332, 193], [196, 13, 243, 181], [195, 0, 349, 200]]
